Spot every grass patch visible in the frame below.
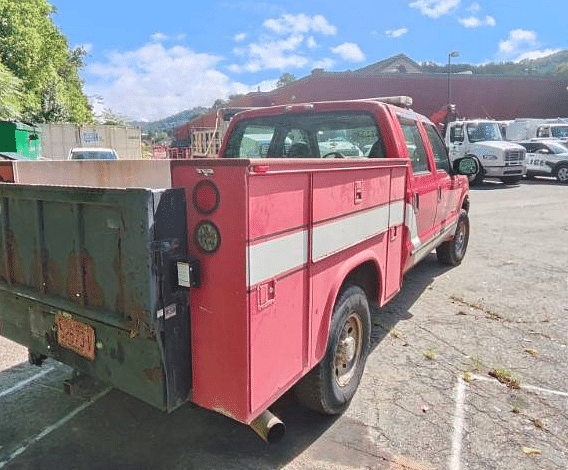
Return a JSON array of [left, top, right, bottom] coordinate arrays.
[[423, 348, 437, 361], [489, 368, 520, 389]]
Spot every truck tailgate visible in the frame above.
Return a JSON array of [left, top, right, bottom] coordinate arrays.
[[0, 183, 191, 411]]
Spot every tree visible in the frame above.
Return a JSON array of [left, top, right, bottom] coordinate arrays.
[[276, 73, 297, 88], [0, 62, 22, 119], [0, 0, 93, 123]]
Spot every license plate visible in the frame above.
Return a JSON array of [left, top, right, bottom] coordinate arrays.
[[56, 314, 96, 361]]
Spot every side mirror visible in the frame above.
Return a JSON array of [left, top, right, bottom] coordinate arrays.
[[535, 149, 549, 154], [453, 156, 479, 176]]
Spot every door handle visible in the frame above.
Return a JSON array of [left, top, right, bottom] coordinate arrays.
[[413, 193, 419, 212], [437, 185, 442, 201]]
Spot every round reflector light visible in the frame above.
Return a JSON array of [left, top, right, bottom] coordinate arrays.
[[193, 180, 219, 214], [194, 221, 221, 253]]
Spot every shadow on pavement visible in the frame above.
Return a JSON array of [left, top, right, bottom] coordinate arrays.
[[0, 254, 455, 470]]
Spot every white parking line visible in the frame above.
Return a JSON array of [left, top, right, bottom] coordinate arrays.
[[0, 366, 55, 399], [449, 377, 466, 470], [449, 374, 568, 470], [0, 387, 111, 469]]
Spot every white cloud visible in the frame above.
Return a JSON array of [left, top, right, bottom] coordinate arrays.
[[234, 32, 247, 42], [409, 0, 461, 18], [458, 15, 496, 28], [306, 36, 318, 49], [513, 48, 561, 62], [228, 34, 309, 72], [86, 42, 249, 121], [331, 43, 365, 62], [263, 13, 337, 35], [175, 33, 187, 41], [312, 57, 335, 69], [498, 29, 538, 56], [385, 28, 409, 38], [466, 2, 480, 12], [151, 32, 169, 42]]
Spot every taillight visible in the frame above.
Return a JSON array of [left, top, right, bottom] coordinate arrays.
[[193, 180, 219, 214], [194, 221, 221, 253]]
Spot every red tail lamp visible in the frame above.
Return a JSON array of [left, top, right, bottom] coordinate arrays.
[[193, 180, 219, 214]]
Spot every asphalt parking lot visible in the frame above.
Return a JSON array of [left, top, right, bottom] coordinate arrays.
[[1, 178, 567, 470]]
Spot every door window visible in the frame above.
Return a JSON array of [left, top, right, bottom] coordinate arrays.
[[398, 118, 430, 174], [425, 124, 451, 173]]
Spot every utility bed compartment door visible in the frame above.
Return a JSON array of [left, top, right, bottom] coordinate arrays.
[[0, 183, 190, 411]]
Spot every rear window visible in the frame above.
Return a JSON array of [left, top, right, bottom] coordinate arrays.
[[223, 112, 383, 159]]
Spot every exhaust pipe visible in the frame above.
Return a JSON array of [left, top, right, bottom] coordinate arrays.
[[250, 410, 285, 443]]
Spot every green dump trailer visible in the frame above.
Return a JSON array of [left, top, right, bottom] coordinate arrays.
[[0, 121, 42, 160]]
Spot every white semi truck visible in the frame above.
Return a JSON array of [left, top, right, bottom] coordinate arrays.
[[445, 120, 526, 185]]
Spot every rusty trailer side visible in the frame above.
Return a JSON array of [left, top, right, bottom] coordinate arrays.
[[0, 183, 191, 411]]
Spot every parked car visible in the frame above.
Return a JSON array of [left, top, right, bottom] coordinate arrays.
[[68, 147, 119, 160], [518, 140, 568, 183]]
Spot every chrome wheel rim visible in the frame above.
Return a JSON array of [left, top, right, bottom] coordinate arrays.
[[454, 220, 467, 258], [558, 167, 568, 183], [334, 313, 363, 387]]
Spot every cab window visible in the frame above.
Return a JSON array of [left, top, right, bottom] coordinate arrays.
[[398, 118, 430, 174], [425, 124, 451, 173]]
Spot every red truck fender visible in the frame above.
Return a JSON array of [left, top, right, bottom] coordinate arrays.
[[312, 249, 382, 365]]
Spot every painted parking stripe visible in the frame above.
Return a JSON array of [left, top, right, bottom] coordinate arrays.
[[0, 366, 55, 399], [0, 386, 112, 469], [450, 374, 568, 470]]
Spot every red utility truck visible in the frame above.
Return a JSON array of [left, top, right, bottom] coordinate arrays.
[[0, 97, 476, 442]]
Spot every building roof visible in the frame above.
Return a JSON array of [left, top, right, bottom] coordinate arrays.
[[356, 53, 423, 74]]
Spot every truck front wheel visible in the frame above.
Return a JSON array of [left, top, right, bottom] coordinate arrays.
[[436, 210, 469, 266], [467, 159, 484, 186], [294, 284, 371, 414], [555, 164, 568, 183]]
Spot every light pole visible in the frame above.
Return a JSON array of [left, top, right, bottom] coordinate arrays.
[[447, 51, 459, 105]]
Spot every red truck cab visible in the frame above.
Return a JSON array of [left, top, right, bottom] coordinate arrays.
[[175, 98, 475, 431]]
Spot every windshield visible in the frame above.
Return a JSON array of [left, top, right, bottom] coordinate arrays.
[[466, 122, 502, 142], [71, 150, 117, 160], [551, 126, 568, 138], [548, 142, 568, 154]]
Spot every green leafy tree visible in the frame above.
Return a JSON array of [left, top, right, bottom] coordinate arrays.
[[0, 0, 93, 122], [276, 73, 297, 88], [0, 61, 22, 119]]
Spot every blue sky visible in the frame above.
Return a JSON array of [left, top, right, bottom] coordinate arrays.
[[49, 0, 566, 121]]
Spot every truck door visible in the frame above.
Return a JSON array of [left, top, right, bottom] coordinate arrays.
[[397, 117, 438, 263], [447, 123, 465, 161], [424, 123, 455, 229]]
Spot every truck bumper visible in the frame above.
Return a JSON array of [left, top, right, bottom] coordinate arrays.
[[483, 165, 525, 178]]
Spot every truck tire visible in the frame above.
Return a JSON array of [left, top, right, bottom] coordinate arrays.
[[555, 164, 568, 183], [467, 159, 484, 186], [436, 210, 469, 266], [294, 284, 371, 415], [500, 176, 521, 185]]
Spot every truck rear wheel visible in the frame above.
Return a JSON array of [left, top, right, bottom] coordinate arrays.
[[294, 284, 371, 415], [436, 210, 469, 266]]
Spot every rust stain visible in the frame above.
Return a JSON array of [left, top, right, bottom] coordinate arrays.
[[0, 230, 25, 285], [30, 250, 63, 295], [143, 366, 163, 383], [66, 250, 105, 307]]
